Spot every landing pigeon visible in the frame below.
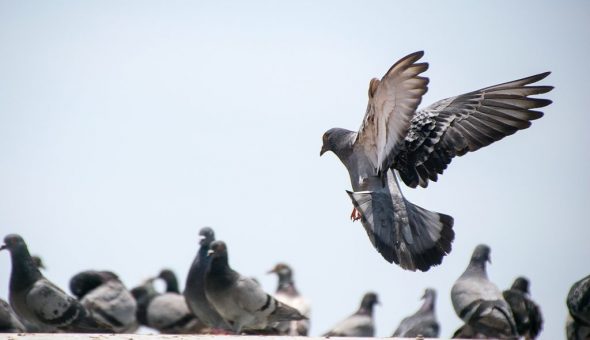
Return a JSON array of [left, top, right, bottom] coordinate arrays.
[[0, 298, 26, 333], [184, 227, 231, 330], [566, 274, 590, 340], [392, 288, 439, 338], [69, 270, 138, 333], [503, 276, 543, 339], [204, 240, 306, 334], [451, 244, 517, 339], [1, 234, 112, 333], [320, 51, 553, 271], [323, 292, 379, 337], [268, 263, 311, 335]]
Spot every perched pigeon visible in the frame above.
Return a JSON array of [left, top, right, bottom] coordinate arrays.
[[131, 277, 206, 334], [392, 288, 439, 338], [184, 227, 231, 330], [204, 240, 306, 334], [323, 292, 379, 337], [268, 263, 311, 335], [320, 51, 552, 271], [0, 234, 112, 333], [566, 274, 590, 340], [0, 298, 26, 333], [503, 277, 543, 339], [69, 270, 138, 333], [451, 244, 517, 339]]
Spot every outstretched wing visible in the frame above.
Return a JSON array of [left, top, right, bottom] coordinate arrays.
[[356, 51, 429, 172], [395, 72, 553, 188]]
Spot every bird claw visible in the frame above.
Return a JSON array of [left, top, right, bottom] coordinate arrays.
[[350, 207, 361, 221]]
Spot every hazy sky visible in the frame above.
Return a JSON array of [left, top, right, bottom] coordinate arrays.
[[1, 1, 589, 339]]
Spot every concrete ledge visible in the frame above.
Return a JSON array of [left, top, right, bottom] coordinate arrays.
[[0, 335, 440, 340]]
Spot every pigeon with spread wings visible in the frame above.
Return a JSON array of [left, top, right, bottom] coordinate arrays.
[[320, 51, 553, 271]]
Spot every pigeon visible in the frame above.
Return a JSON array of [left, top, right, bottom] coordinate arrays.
[[320, 51, 553, 271], [451, 244, 517, 339], [268, 263, 311, 335], [502, 277, 543, 339], [566, 274, 590, 340], [69, 270, 138, 333], [0, 298, 26, 333], [0, 234, 112, 333], [204, 240, 307, 334], [131, 277, 206, 334], [392, 288, 439, 338], [323, 292, 379, 337], [184, 227, 231, 331]]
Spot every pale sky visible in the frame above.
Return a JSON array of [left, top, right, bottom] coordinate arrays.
[[1, 1, 589, 339]]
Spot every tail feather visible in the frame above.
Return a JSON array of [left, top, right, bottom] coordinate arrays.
[[269, 300, 308, 323], [347, 189, 454, 271]]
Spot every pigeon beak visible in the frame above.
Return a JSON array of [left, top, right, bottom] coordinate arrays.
[[207, 249, 215, 257], [266, 268, 276, 274], [320, 145, 328, 156], [0, 244, 6, 251]]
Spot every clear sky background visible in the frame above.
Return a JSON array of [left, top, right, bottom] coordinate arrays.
[[1, 1, 589, 339]]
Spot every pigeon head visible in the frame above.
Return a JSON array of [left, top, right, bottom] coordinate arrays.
[[267, 262, 292, 278], [470, 244, 491, 264], [157, 269, 180, 293], [207, 240, 228, 259], [320, 128, 353, 157], [70, 270, 108, 299], [31, 255, 45, 270], [422, 288, 436, 300], [199, 227, 215, 246], [1, 234, 27, 252], [359, 292, 380, 314], [511, 277, 530, 294]]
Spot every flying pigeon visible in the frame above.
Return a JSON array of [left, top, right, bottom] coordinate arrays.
[[204, 240, 307, 334], [0, 234, 112, 333], [320, 51, 553, 271], [184, 227, 231, 331], [131, 276, 206, 334], [268, 263, 311, 335], [503, 276, 543, 339], [0, 298, 26, 333], [392, 288, 439, 338], [69, 270, 138, 333], [566, 274, 590, 340], [323, 292, 379, 337], [451, 244, 517, 338]]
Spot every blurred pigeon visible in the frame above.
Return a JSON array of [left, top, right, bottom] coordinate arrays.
[[451, 244, 517, 338], [320, 51, 552, 271], [0, 298, 26, 333], [503, 277, 543, 339], [158, 269, 180, 294], [0, 234, 112, 333], [69, 270, 138, 333], [566, 274, 590, 340], [268, 263, 311, 335], [184, 227, 231, 330], [323, 292, 379, 337], [205, 240, 307, 334], [31, 255, 45, 270], [131, 277, 206, 334], [392, 288, 439, 338]]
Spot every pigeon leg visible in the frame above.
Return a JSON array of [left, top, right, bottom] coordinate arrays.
[[350, 207, 361, 221]]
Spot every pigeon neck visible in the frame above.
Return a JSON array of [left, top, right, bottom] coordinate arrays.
[[9, 245, 43, 292], [357, 302, 375, 316], [208, 255, 236, 288], [163, 275, 180, 294], [419, 294, 435, 313], [466, 259, 488, 277], [277, 273, 298, 295]]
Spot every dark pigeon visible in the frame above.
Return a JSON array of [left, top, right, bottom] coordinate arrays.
[[69, 270, 138, 333], [320, 51, 552, 271], [184, 227, 231, 331], [323, 292, 379, 337], [204, 240, 307, 334], [451, 244, 517, 339], [268, 263, 311, 335], [0, 298, 26, 333], [503, 277, 543, 339], [566, 274, 590, 340], [0, 234, 112, 333], [392, 288, 439, 338]]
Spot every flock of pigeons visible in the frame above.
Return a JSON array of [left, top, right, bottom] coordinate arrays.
[[1, 51, 588, 339]]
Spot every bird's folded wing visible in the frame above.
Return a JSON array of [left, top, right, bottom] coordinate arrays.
[[235, 276, 273, 314], [395, 72, 553, 188], [27, 279, 84, 327], [356, 51, 429, 171]]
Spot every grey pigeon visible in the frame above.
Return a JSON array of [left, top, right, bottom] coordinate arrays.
[[131, 276, 206, 334], [566, 274, 590, 340], [268, 263, 311, 335], [184, 227, 231, 331], [392, 288, 439, 338], [451, 244, 517, 339], [502, 277, 543, 339], [69, 270, 138, 333], [0, 234, 112, 333], [320, 51, 553, 271], [204, 240, 307, 334], [323, 292, 379, 337], [0, 298, 26, 333]]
